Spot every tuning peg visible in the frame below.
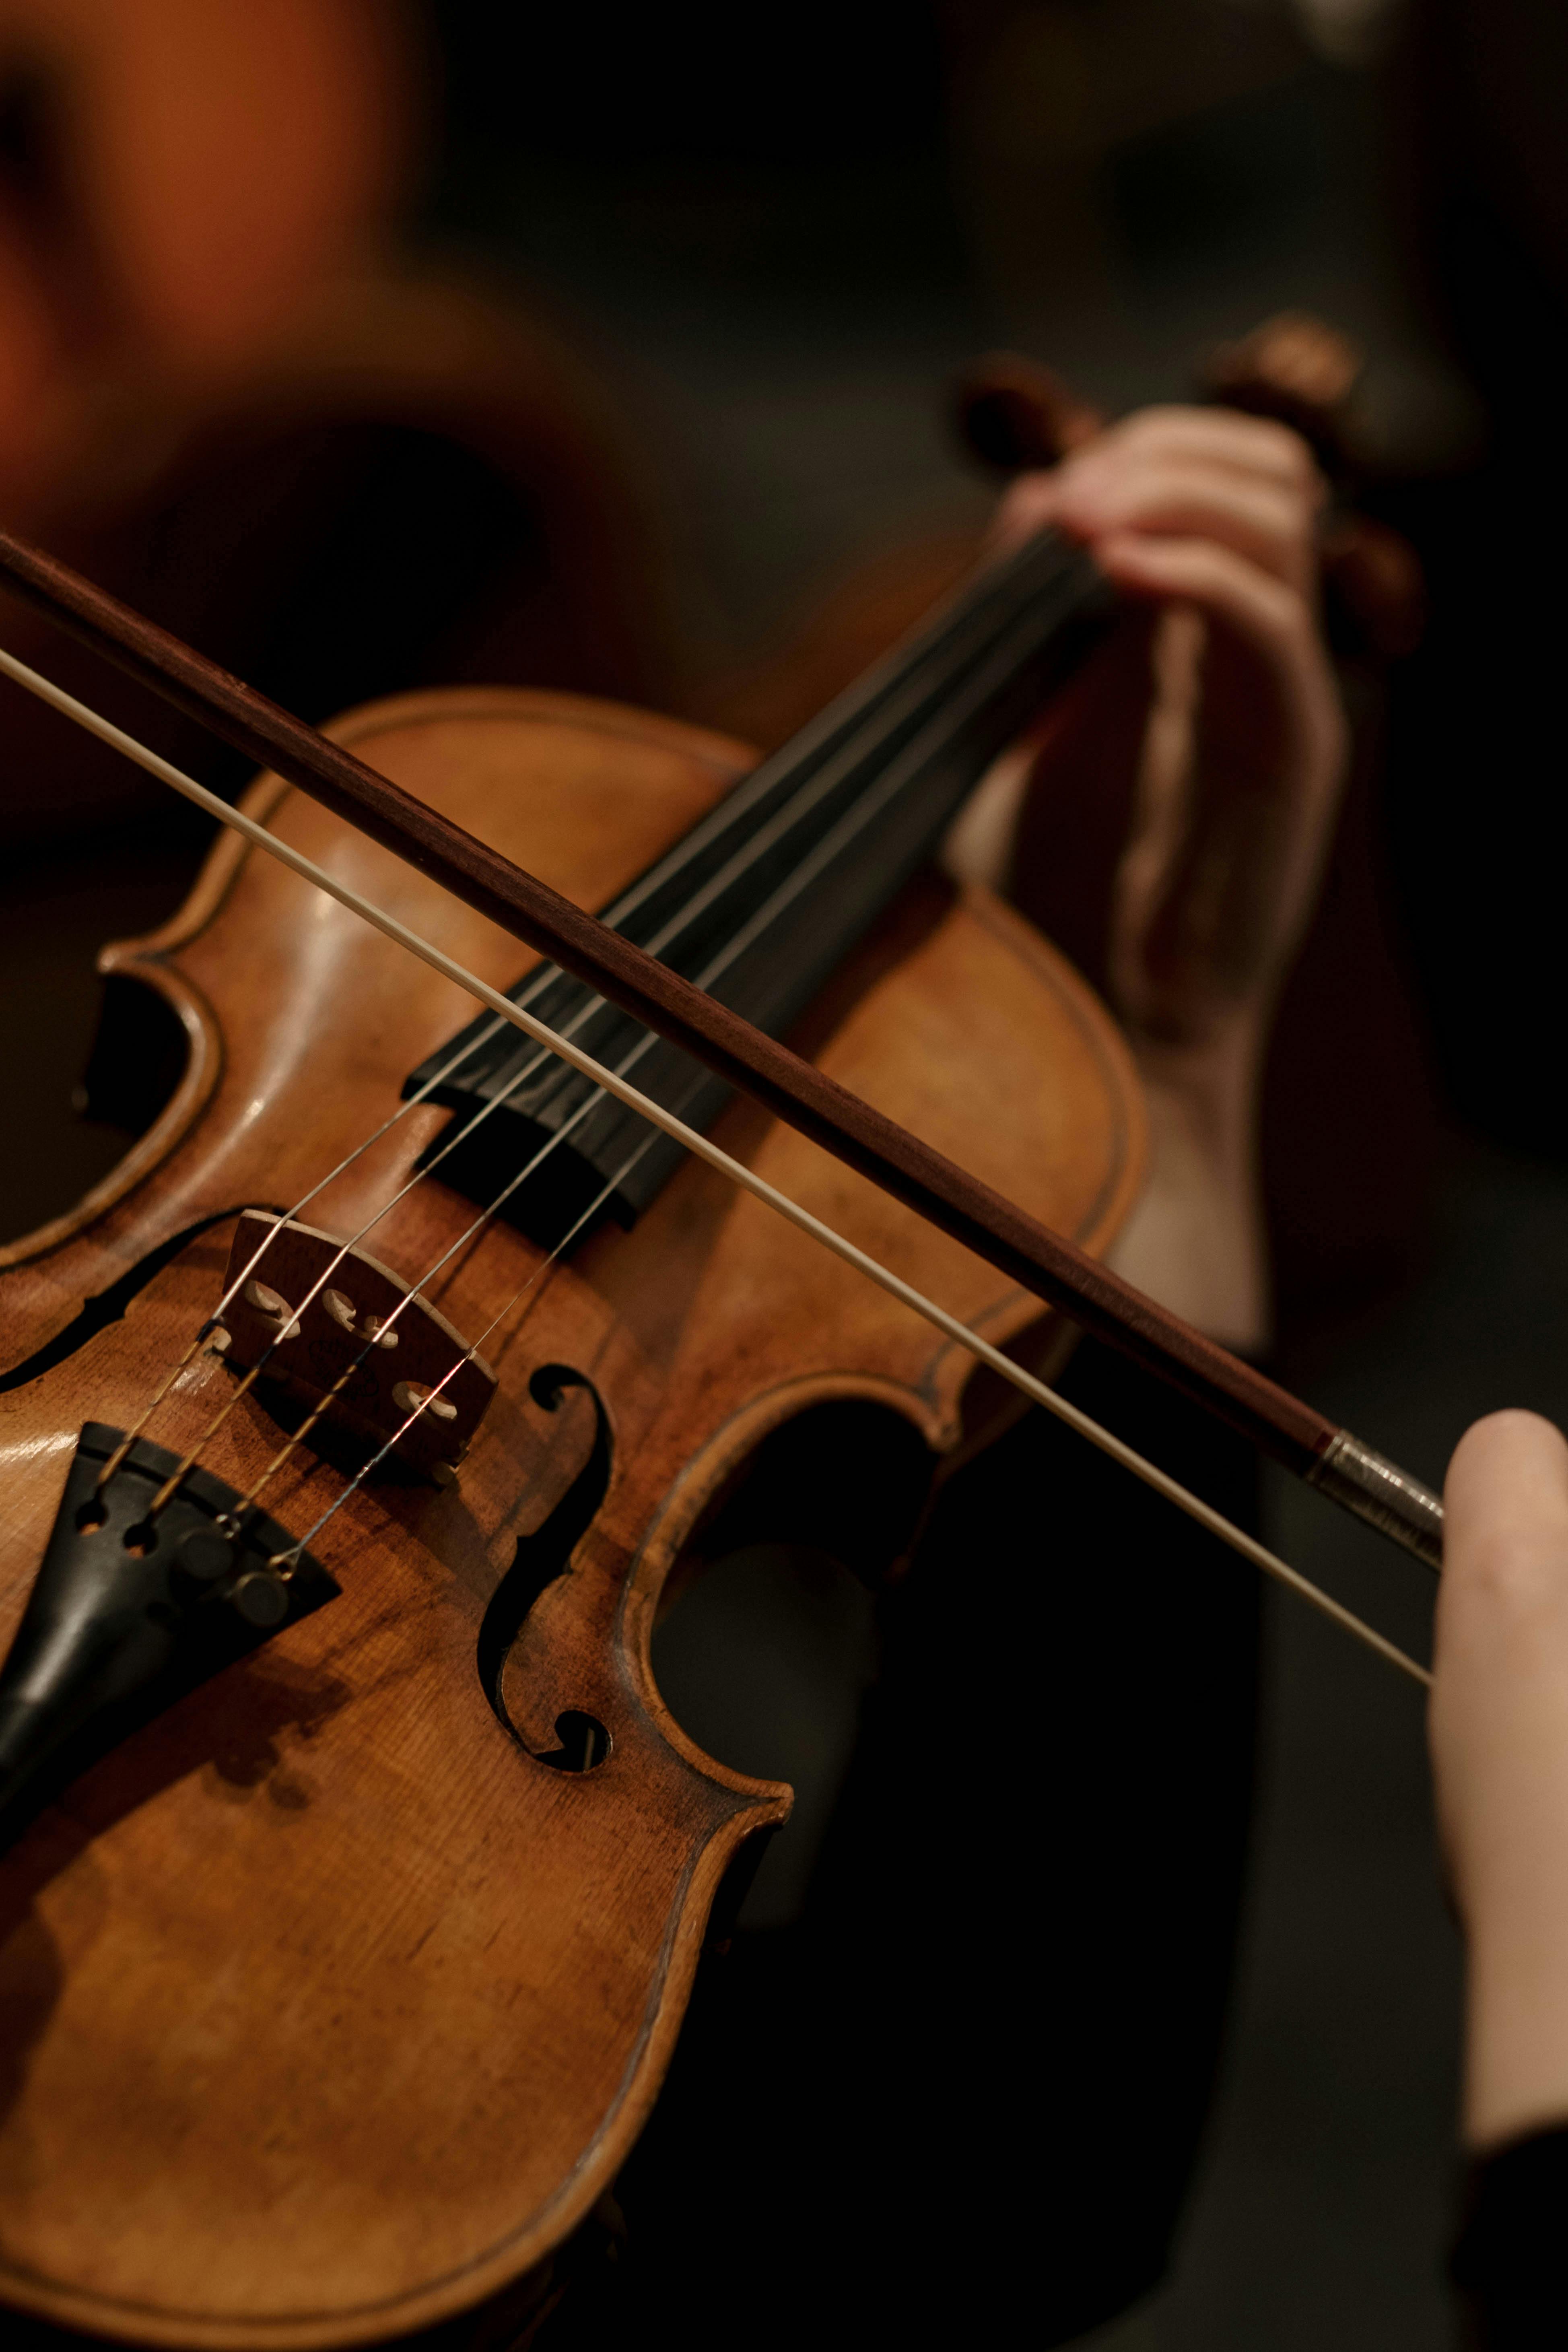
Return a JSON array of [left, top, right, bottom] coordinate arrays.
[[1202, 313, 1427, 661], [952, 315, 1424, 664], [953, 352, 1105, 474], [1201, 311, 1366, 472]]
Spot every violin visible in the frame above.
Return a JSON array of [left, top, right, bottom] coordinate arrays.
[[0, 339, 1433, 2345]]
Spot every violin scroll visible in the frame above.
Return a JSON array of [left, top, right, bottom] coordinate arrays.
[[950, 350, 1103, 472]]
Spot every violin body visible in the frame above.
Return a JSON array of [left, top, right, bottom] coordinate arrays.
[[0, 686, 1142, 2346]]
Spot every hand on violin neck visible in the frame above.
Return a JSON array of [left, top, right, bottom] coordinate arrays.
[[983, 405, 1349, 1349], [997, 404, 1346, 1051]]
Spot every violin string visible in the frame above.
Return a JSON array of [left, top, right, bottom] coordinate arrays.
[[214, 588, 1082, 1509], [210, 579, 1103, 1519], [78, 618, 1017, 1511], [71, 531, 1075, 1497], [253, 536, 1078, 1262], [522, 523, 1067, 946], [97, 853, 659, 1494], [138, 849, 742, 1525], [91, 1012, 516, 1493], [278, 1066, 1430, 1694], [131, 1033, 566, 1511], [142, 1017, 634, 1524], [273, 1142, 656, 1566], [228, 958, 765, 1532], [0, 643, 1432, 1687], [258, 595, 1079, 1459], [204, 878, 871, 1531], [603, 560, 1082, 974], [210, 903, 775, 1534], [53, 556, 1048, 1496], [411, 552, 1091, 1146], [206, 1069, 649, 1527]]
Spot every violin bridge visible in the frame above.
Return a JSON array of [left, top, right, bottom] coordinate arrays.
[[215, 1213, 497, 1479]]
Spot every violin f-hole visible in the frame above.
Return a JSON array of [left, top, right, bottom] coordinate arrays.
[[530, 1710, 611, 1774], [477, 1365, 613, 1773]]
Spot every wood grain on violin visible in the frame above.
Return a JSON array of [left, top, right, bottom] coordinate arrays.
[[0, 688, 1144, 2346]]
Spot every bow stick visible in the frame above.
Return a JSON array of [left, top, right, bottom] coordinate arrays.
[[0, 524, 1444, 1577], [0, 646, 1429, 1688]]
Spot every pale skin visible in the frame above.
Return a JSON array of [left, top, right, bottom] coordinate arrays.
[[944, 403, 1348, 1351], [1435, 1411, 1568, 2153]]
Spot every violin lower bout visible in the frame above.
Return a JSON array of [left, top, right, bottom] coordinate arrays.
[[0, 1479, 780, 2348]]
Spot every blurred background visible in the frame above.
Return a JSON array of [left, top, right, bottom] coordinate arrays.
[[4, 2, 1568, 2344]]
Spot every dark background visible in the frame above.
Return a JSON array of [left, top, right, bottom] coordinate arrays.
[[6, 2, 1568, 2344]]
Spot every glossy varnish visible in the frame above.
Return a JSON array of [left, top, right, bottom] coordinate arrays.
[[0, 687, 1143, 2346]]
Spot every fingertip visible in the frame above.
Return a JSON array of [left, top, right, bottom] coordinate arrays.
[[1445, 1410, 1568, 1589], [1448, 1408, 1568, 1498]]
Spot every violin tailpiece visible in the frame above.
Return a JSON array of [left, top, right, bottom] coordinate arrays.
[[0, 1422, 339, 1851]]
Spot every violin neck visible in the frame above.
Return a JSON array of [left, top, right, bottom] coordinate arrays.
[[407, 529, 1116, 1244]]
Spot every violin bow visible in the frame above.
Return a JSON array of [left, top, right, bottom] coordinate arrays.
[[0, 525, 1444, 1595]]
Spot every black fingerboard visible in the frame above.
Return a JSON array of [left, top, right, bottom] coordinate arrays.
[[401, 528, 1113, 1248]]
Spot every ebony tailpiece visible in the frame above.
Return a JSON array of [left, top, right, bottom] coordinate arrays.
[[0, 1423, 338, 1848]]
